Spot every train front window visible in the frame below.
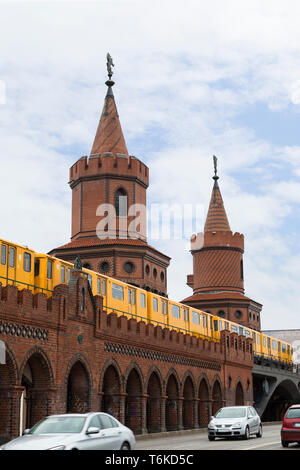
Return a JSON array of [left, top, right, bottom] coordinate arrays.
[[9, 247, 15, 268], [24, 253, 31, 272], [1, 245, 6, 265]]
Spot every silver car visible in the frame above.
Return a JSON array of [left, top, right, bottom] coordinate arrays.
[[0, 412, 136, 450], [208, 406, 262, 441]]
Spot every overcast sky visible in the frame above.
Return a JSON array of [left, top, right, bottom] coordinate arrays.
[[1, 0, 300, 329]]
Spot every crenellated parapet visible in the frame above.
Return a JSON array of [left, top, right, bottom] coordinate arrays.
[[69, 153, 149, 189]]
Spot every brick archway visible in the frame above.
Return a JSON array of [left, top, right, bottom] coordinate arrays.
[[67, 361, 90, 414], [20, 349, 54, 430], [146, 371, 162, 433], [101, 364, 121, 419], [125, 368, 143, 434], [212, 379, 223, 416], [182, 376, 195, 429], [165, 374, 179, 431], [0, 346, 18, 443], [235, 381, 244, 406], [198, 377, 210, 426]]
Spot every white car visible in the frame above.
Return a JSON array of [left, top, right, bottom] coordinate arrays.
[[0, 412, 136, 450], [208, 406, 262, 441]]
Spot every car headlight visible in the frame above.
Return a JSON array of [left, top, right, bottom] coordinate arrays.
[[232, 422, 242, 429], [48, 445, 65, 450], [208, 422, 215, 429]]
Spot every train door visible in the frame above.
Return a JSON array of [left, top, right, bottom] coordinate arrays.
[[267, 337, 271, 359], [0, 242, 17, 287], [128, 288, 136, 317], [46, 259, 53, 291]]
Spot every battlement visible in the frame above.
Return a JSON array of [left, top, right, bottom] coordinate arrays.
[[69, 153, 149, 188], [191, 230, 244, 252]]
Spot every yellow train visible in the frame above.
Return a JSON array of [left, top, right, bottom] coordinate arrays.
[[0, 237, 293, 365]]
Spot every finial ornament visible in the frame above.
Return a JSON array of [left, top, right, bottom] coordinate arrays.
[[74, 256, 83, 272], [106, 53, 114, 80], [213, 155, 218, 178]]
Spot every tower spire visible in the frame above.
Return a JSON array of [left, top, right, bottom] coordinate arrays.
[[204, 156, 231, 232], [90, 54, 129, 156]]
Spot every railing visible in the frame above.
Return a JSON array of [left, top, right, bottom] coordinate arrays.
[[0, 275, 54, 295]]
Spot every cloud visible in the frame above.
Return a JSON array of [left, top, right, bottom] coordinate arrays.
[[1, 0, 300, 329]]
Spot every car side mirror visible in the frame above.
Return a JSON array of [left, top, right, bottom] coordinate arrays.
[[22, 429, 30, 435], [86, 426, 100, 435]]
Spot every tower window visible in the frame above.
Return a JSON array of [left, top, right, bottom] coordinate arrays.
[[115, 188, 127, 217], [124, 261, 135, 274], [240, 259, 244, 280]]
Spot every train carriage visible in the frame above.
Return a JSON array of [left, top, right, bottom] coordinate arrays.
[[0, 238, 35, 292]]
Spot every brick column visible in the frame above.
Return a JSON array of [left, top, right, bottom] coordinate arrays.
[[160, 396, 167, 432], [141, 394, 148, 434], [178, 397, 183, 431]]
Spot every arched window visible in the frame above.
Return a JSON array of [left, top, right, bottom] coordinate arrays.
[[115, 188, 127, 217]]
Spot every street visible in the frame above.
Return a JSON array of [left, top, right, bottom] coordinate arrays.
[[135, 424, 300, 451]]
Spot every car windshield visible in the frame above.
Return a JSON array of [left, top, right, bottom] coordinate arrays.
[[215, 408, 246, 418], [29, 416, 86, 434], [286, 408, 300, 419]]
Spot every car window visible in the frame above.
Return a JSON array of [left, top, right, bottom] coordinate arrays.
[[89, 415, 101, 429], [99, 415, 119, 429], [286, 408, 300, 419]]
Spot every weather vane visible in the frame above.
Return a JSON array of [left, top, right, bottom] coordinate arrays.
[[106, 53, 114, 80], [213, 155, 218, 177]]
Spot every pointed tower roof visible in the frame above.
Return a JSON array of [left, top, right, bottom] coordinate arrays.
[[90, 55, 128, 156], [204, 156, 231, 232]]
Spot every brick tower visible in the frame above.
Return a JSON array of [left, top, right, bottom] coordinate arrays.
[[182, 157, 262, 330], [50, 57, 170, 295]]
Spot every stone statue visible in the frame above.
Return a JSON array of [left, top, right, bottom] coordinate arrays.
[[106, 53, 114, 79], [74, 256, 83, 271]]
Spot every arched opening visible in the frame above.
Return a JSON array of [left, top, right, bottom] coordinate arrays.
[[21, 352, 52, 430], [212, 380, 223, 416], [183, 376, 194, 429], [146, 372, 162, 433], [101, 365, 121, 420], [0, 352, 17, 443], [198, 379, 210, 427], [125, 369, 143, 434], [67, 361, 90, 414], [235, 382, 244, 406], [166, 374, 179, 431], [115, 188, 128, 217]]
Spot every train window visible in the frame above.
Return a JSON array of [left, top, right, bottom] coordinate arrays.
[[102, 280, 106, 296], [278, 342, 281, 352], [1, 245, 6, 265], [153, 297, 158, 312], [61, 266, 65, 283], [272, 340, 277, 350], [140, 293, 146, 308], [47, 261, 52, 279], [87, 275, 92, 288], [128, 289, 135, 305], [252, 332, 256, 343], [112, 283, 124, 300], [67, 268, 71, 283], [192, 311, 200, 324], [267, 338, 271, 348], [171, 305, 180, 319], [257, 335, 260, 345], [225, 321, 229, 330], [263, 337, 266, 347], [213, 320, 218, 331], [161, 300, 167, 315], [9, 247, 15, 268], [282, 343, 286, 353], [34, 260, 40, 277], [238, 326, 244, 335], [219, 320, 223, 330], [244, 330, 250, 338], [97, 278, 101, 294], [203, 314, 207, 328], [287, 345, 290, 354], [24, 253, 31, 272], [231, 325, 237, 333]]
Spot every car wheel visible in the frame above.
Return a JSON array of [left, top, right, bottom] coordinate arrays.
[[256, 425, 262, 438], [208, 436, 215, 441], [243, 426, 250, 440], [120, 442, 130, 450], [281, 440, 289, 448]]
